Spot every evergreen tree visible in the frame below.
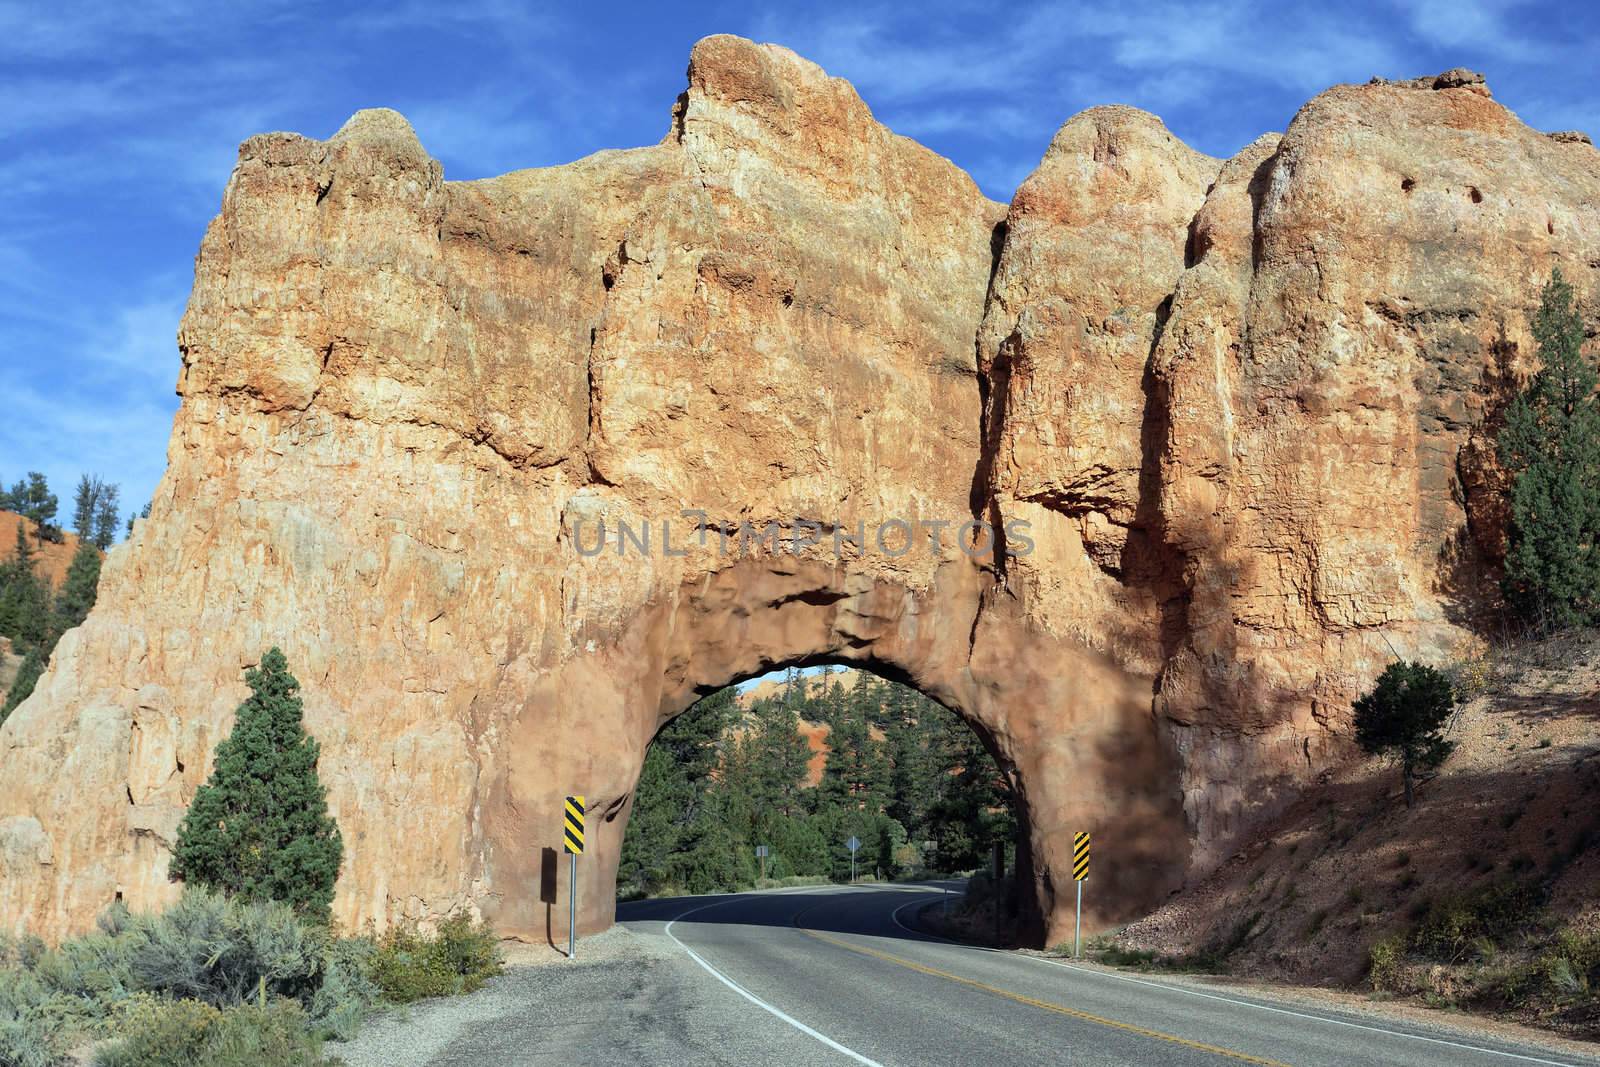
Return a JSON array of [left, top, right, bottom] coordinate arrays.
[[884, 692, 950, 845], [52, 539, 101, 638], [1497, 269, 1600, 628], [1, 647, 44, 722], [0, 524, 103, 722], [0, 522, 51, 720], [170, 648, 343, 919], [1354, 660, 1457, 808], [127, 500, 152, 538], [618, 671, 1016, 894], [0, 521, 50, 652], [815, 676, 896, 829], [70, 475, 119, 545], [925, 723, 1015, 873], [7, 473, 57, 534], [72, 476, 102, 541], [93, 484, 120, 550], [618, 688, 735, 895], [746, 697, 813, 817]]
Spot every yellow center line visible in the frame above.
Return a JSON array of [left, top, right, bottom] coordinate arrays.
[[798, 927, 1292, 1067]]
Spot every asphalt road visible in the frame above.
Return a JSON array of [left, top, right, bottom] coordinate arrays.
[[342, 884, 1600, 1066], [616, 884, 1597, 1067]]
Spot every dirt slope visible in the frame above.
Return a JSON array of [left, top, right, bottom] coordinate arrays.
[[0, 510, 88, 589], [1109, 631, 1600, 1037]]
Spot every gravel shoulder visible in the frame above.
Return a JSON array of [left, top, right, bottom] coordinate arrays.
[[331, 920, 846, 1067], [332, 927, 673, 1067]]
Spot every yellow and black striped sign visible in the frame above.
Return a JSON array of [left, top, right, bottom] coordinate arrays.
[[1073, 832, 1091, 881], [563, 795, 585, 855]]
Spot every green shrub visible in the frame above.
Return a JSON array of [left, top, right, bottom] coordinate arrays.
[[1534, 929, 1600, 1002], [0, 1017, 64, 1067], [307, 936, 378, 1041], [1, 891, 500, 1058], [202, 1000, 325, 1066], [94, 996, 219, 1067], [94, 996, 326, 1067], [367, 915, 502, 1004], [127, 890, 325, 1007], [1094, 945, 1157, 968], [0, 968, 62, 1067], [1368, 933, 1407, 991], [1412, 881, 1543, 963]]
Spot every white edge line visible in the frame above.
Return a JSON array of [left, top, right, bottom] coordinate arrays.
[[890, 892, 1584, 1067], [1022, 952, 1584, 1067], [890, 896, 956, 941], [663, 897, 886, 1067]]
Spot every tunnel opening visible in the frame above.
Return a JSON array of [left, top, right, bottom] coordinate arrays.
[[499, 555, 1190, 953], [617, 662, 1034, 943]]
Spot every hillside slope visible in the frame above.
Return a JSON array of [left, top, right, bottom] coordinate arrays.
[[0, 509, 89, 589], [1109, 631, 1600, 1037]]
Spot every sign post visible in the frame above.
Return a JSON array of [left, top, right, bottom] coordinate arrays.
[[756, 844, 769, 881], [1073, 831, 1090, 959], [846, 835, 860, 883], [564, 795, 585, 960]]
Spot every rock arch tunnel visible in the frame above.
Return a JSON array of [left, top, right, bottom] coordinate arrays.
[[2, 36, 1594, 945], [499, 553, 1188, 948]]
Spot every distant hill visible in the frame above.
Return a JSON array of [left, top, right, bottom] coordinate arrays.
[[736, 667, 862, 708], [0, 509, 93, 589], [733, 668, 887, 785]]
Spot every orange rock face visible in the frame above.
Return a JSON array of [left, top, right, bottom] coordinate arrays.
[[1, 37, 1596, 947]]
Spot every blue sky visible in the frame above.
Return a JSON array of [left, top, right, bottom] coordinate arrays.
[[2, 0, 1596, 534]]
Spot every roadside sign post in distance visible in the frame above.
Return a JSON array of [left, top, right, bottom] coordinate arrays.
[[564, 795, 585, 959], [1073, 832, 1090, 958]]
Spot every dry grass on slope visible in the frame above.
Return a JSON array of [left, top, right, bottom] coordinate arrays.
[[1104, 630, 1600, 1039]]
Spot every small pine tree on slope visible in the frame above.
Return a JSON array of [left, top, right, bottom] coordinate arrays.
[[1353, 660, 1457, 809], [1497, 268, 1600, 628], [171, 647, 343, 920]]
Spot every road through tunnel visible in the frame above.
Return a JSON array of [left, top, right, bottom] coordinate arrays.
[[488, 554, 1192, 952]]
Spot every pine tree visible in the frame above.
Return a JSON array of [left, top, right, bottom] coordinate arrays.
[[1, 648, 44, 722], [0, 522, 52, 720], [93, 484, 120, 551], [0, 521, 50, 652], [8, 473, 57, 534], [747, 697, 813, 817], [72, 476, 102, 541], [52, 539, 101, 638], [1353, 660, 1457, 808], [126, 500, 152, 538], [0, 525, 102, 722], [618, 688, 735, 895], [170, 648, 343, 919], [926, 721, 1015, 873], [885, 692, 950, 845], [1497, 269, 1600, 628]]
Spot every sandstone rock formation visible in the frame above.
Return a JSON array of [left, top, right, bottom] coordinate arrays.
[[2, 36, 1596, 948]]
